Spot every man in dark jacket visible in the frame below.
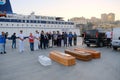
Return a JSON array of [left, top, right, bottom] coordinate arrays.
[[68, 32, 73, 46], [11, 33, 17, 49], [73, 32, 77, 46]]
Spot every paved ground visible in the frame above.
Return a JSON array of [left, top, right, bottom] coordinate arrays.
[[0, 38, 120, 80]]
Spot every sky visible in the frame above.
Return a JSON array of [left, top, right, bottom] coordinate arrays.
[[10, 0, 120, 20]]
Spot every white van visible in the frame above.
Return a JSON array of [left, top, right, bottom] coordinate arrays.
[[111, 27, 120, 50]]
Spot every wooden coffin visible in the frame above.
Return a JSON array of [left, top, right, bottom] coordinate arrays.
[[49, 51, 76, 66], [74, 48, 101, 59], [65, 49, 92, 61]]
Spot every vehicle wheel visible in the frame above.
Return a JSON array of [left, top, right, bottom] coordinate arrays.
[[99, 42, 104, 47], [113, 47, 117, 50], [87, 44, 90, 47]]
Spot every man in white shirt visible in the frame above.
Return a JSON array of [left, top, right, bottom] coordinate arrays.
[[18, 30, 24, 53], [34, 30, 40, 50], [105, 31, 112, 47]]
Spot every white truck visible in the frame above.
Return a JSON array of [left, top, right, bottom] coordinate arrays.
[[111, 27, 120, 50]]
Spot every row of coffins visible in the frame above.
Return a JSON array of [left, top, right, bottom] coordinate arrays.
[[49, 48, 101, 66]]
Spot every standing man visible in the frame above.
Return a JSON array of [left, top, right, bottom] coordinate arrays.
[[29, 33, 34, 51], [34, 30, 40, 50], [73, 32, 77, 46], [52, 31, 57, 46], [105, 31, 112, 48], [63, 32, 68, 47], [0, 32, 6, 54], [57, 31, 62, 47], [68, 32, 73, 46], [48, 32, 52, 48], [11, 33, 17, 49], [18, 30, 24, 53]]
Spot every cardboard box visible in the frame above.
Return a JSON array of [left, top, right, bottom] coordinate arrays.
[[49, 51, 76, 66], [65, 49, 92, 61], [74, 48, 101, 59]]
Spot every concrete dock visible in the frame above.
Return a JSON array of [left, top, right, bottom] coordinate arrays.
[[0, 38, 120, 80]]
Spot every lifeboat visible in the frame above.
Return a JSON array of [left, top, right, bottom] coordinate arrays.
[[0, 14, 6, 17]]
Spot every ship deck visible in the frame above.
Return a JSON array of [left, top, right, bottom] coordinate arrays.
[[0, 37, 120, 80]]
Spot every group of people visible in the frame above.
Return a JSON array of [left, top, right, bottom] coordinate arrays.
[[0, 30, 78, 53]]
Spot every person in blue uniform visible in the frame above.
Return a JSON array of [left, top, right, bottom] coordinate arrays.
[[0, 32, 6, 54], [68, 32, 73, 46]]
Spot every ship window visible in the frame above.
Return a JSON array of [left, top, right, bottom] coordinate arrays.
[[1, 24, 3, 26], [31, 25, 33, 26], [70, 22, 74, 25], [5, 19, 10, 22], [46, 21, 50, 24], [59, 22, 61, 24], [35, 16, 40, 19], [27, 20, 29, 23], [65, 22, 67, 25], [12, 24, 14, 26], [41, 21, 46, 24], [0, 19, 4, 22], [62, 22, 64, 24], [55, 22, 58, 24], [51, 21, 54, 24], [38, 21, 41, 23], [18, 20, 21, 22], [50, 21, 52, 24], [41, 16, 47, 19], [11, 19, 13, 22], [17, 24, 19, 26], [30, 20, 33, 23], [52, 21, 56, 24], [34, 20, 36, 23], [13, 19, 17, 22], [12, 19, 16, 22], [23, 20, 25, 23], [6, 24, 8, 26]]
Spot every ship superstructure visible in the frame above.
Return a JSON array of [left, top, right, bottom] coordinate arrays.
[[0, 0, 80, 36]]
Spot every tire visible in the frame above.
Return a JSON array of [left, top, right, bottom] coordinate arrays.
[[113, 47, 117, 50], [87, 44, 90, 47]]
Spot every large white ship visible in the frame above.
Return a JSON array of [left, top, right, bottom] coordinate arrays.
[[0, 0, 80, 36]]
